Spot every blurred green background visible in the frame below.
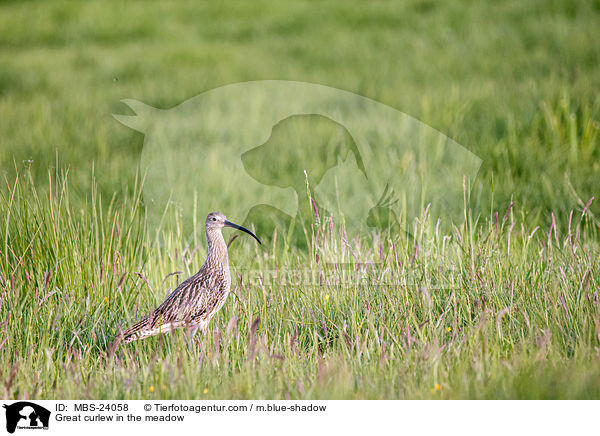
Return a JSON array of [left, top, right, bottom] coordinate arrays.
[[1, 0, 599, 225]]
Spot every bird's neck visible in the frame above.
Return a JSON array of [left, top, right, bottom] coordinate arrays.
[[205, 228, 229, 268]]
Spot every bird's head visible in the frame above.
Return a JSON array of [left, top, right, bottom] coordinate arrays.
[[205, 212, 261, 244]]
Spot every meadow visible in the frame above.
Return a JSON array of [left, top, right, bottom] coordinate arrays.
[[1, 0, 600, 399]]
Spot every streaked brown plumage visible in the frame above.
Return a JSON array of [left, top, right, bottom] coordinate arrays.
[[117, 212, 261, 344]]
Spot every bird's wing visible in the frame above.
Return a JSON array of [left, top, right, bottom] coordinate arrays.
[[147, 268, 227, 328]]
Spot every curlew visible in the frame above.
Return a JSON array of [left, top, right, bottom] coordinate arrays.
[[117, 212, 261, 344]]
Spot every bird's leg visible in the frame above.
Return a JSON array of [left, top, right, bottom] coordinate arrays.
[[188, 326, 200, 348]]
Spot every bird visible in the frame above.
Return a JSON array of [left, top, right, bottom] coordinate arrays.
[[116, 212, 261, 345]]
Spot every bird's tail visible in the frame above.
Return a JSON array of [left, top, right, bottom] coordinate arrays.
[[118, 316, 153, 344], [115, 315, 187, 345]]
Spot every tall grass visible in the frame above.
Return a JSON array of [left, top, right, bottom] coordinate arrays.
[[1, 168, 599, 399]]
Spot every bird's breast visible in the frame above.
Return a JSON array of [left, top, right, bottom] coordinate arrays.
[[223, 264, 231, 292]]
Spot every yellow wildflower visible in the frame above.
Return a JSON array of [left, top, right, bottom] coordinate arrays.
[[203, 388, 209, 394], [149, 385, 154, 393], [446, 326, 452, 332], [324, 294, 330, 302]]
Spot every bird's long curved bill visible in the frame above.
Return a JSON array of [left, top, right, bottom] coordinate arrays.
[[224, 220, 262, 244]]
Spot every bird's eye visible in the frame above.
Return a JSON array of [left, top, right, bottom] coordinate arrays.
[[212, 217, 217, 221]]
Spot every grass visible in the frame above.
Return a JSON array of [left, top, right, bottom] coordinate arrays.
[[1, 169, 599, 399], [0, 0, 600, 399]]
